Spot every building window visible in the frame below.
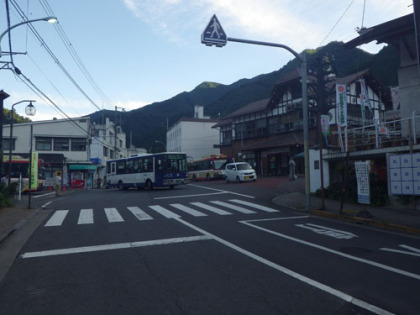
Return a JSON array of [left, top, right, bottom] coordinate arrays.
[[103, 147, 108, 157], [71, 138, 86, 151], [54, 138, 69, 151], [36, 137, 52, 151]]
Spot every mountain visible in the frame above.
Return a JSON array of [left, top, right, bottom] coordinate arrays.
[[90, 41, 399, 152]]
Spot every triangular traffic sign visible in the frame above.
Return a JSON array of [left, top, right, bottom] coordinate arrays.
[[201, 15, 227, 47]]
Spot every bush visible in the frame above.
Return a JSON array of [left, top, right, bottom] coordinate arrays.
[[314, 174, 389, 206], [0, 183, 17, 208]]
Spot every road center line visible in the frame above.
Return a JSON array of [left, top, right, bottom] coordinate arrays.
[[20, 235, 212, 259], [187, 183, 255, 198], [174, 217, 394, 315], [240, 219, 420, 281]]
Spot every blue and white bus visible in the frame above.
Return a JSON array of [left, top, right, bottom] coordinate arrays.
[[106, 153, 189, 190]]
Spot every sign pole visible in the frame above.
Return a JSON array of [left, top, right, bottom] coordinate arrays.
[[202, 16, 311, 209]]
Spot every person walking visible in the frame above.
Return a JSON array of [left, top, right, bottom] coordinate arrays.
[[289, 157, 296, 181], [55, 173, 62, 195]]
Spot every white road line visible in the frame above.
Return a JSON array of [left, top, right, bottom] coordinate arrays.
[[241, 220, 420, 281], [78, 209, 94, 225], [149, 205, 180, 219], [170, 204, 207, 217], [20, 235, 212, 259], [210, 200, 256, 214], [243, 216, 309, 223], [229, 199, 279, 213], [127, 206, 153, 221], [174, 217, 394, 315], [154, 192, 226, 200], [190, 202, 232, 215], [104, 208, 124, 223], [45, 210, 69, 227], [187, 183, 255, 199], [41, 201, 53, 209]]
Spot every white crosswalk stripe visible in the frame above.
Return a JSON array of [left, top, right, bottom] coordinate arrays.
[[149, 205, 180, 219], [229, 199, 279, 213], [45, 210, 69, 227], [78, 209, 94, 225], [190, 202, 232, 215], [127, 206, 153, 221], [104, 208, 125, 222], [170, 204, 207, 217], [44, 200, 280, 227], [210, 201, 256, 214]]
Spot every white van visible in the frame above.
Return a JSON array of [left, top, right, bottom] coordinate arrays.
[[225, 162, 257, 183]]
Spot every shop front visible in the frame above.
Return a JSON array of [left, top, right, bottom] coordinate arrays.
[[68, 164, 97, 188]]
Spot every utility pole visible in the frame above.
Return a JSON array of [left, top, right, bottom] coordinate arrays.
[[0, 90, 10, 177]]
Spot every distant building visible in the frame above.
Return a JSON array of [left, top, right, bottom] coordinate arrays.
[[166, 105, 220, 161], [2, 116, 137, 189]]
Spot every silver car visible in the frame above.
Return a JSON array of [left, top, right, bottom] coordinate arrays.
[[225, 162, 257, 183]]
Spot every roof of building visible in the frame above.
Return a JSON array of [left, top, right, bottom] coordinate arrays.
[[224, 99, 270, 120], [345, 13, 414, 48]]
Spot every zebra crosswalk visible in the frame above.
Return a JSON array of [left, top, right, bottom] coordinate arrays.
[[44, 199, 279, 227]]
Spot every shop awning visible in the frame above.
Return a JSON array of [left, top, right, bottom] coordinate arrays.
[[69, 164, 97, 170]]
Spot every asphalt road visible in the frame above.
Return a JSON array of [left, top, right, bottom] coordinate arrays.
[[0, 181, 419, 314]]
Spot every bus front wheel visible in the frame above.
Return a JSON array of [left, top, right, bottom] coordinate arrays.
[[145, 179, 153, 190]]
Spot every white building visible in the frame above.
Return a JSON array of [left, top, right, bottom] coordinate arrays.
[[2, 116, 135, 189], [3, 117, 93, 188], [166, 106, 220, 160]]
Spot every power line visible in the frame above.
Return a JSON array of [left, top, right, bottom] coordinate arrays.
[[318, 0, 356, 47], [9, 0, 103, 112], [39, 0, 113, 107]]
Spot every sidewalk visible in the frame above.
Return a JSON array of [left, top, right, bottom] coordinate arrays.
[[272, 178, 420, 236]]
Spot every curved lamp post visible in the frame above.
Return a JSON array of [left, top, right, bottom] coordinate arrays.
[[8, 100, 36, 185], [0, 16, 57, 57]]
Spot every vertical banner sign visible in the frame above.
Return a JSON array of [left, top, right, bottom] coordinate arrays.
[[359, 79, 373, 114], [355, 161, 370, 204], [336, 84, 347, 127], [320, 115, 330, 136], [30, 152, 38, 190]]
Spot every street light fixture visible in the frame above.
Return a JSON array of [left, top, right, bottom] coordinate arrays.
[[8, 100, 36, 185], [0, 16, 57, 57]]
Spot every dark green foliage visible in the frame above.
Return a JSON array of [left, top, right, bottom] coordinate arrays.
[[88, 41, 399, 150], [0, 183, 17, 208], [315, 174, 389, 207]]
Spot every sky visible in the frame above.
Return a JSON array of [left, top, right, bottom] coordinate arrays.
[[0, 0, 414, 121]]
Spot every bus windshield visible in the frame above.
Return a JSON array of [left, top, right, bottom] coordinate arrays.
[[164, 154, 188, 173], [213, 159, 228, 170]]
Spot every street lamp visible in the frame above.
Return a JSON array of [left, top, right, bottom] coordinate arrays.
[[0, 16, 57, 57], [8, 100, 36, 185]]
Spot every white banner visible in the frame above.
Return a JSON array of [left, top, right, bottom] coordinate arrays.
[[355, 161, 370, 204], [336, 84, 347, 127]]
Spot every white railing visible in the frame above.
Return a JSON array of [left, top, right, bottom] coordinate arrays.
[[342, 113, 419, 152]]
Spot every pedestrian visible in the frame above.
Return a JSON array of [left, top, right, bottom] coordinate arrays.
[[97, 177, 102, 189], [289, 157, 296, 181], [55, 173, 62, 195]]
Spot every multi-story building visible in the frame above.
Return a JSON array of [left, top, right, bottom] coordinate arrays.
[[215, 68, 391, 192], [166, 105, 220, 161], [2, 116, 131, 189]]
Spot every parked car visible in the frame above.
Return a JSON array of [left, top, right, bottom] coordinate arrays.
[[225, 162, 257, 183]]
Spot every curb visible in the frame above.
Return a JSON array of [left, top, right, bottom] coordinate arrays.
[[0, 209, 41, 245], [311, 210, 420, 236]]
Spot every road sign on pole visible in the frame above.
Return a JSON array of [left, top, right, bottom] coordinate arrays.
[[201, 14, 227, 47]]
